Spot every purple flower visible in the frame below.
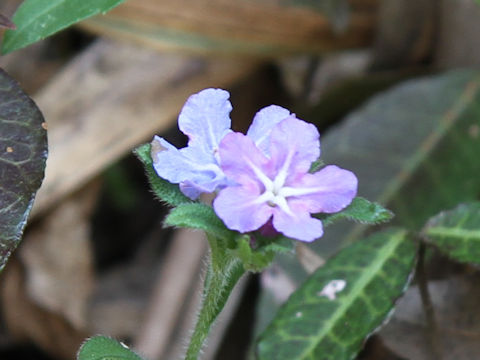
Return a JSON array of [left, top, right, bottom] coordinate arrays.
[[213, 116, 357, 242], [151, 88, 233, 199]]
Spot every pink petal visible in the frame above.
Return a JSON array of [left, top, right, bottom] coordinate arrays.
[[272, 203, 324, 242], [293, 165, 358, 214], [247, 105, 292, 155], [213, 186, 273, 233], [218, 132, 274, 186], [269, 117, 320, 177]]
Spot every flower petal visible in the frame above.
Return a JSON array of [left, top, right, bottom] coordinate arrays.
[[218, 132, 274, 187], [269, 117, 320, 180], [151, 136, 226, 199], [178, 88, 232, 153], [247, 105, 292, 155], [289, 165, 358, 213], [272, 202, 323, 242], [214, 186, 273, 233]]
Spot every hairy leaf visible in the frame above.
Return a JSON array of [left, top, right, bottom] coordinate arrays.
[[165, 202, 235, 241], [0, 68, 47, 272], [318, 197, 394, 227], [231, 236, 274, 273], [134, 143, 191, 207], [2, 0, 125, 54], [423, 202, 480, 265], [77, 336, 144, 360], [257, 228, 417, 360]]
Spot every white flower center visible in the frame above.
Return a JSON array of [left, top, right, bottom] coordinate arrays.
[[247, 149, 296, 215]]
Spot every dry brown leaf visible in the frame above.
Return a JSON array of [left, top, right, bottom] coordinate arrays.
[[0, 258, 88, 359], [435, 0, 480, 67], [19, 183, 99, 330], [380, 275, 480, 360], [31, 39, 260, 217], [79, 0, 378, 56], [371, 0, 436, 69]]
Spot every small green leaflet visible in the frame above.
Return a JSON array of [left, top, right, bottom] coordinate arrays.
[[77, 336, 144, 360], [134, 143, 192, 207], [0, 68, 47, 272], [423, 202, 480, 265], [256, 228, 417, 360], [164, 202, 236, 241], [318, 197, 394, 227], [231, 236, 274, 273], [2, 0, 125, 54]]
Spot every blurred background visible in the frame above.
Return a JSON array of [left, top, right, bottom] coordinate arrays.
[[0, 0, 479, 359]]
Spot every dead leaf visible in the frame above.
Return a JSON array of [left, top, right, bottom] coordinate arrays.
[[371, 0, 436, 69], [435, 0, 480, 67], [19, 182, 99, 330], [0, 258, 88, 359], [380, 274, 480, 360], [0, 12, 15, 29]]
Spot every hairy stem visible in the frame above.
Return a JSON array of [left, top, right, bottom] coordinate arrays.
[[185, 253, 245, 360]]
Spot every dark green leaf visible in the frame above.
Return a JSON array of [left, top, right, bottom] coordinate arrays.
[[77, 336, 144, 360], [0, 68, 47, 272], [134, 143, 191, 207], [257, 228, 417, 360], [2, 0, 125, 54], [322, 69, 480, 237], [318, 197, 394, 227], [164, 202, 236, 241], [423, 202, 480, 265], [257, 70, 480, 339]]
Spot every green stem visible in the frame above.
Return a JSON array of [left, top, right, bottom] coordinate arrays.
[[185, 253, 245, 360]]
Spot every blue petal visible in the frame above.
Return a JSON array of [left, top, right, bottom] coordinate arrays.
[[247, 105, 292, 155], [151, 136, 227, 199], [178, 88, 232, 155]]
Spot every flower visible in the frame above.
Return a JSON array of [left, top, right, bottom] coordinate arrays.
[[151, 88, 233, 199], [151, 88, 294, 199], [151, 88, 357, 242], [213, 116, 357, 242]]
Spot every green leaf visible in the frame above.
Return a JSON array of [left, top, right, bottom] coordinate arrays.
[[0, 68, 47, 272], [257, 228, 417, 360], [231, 236, 275, 272], [423, 202, 480, 265], [260, 236, 295, 255], [2, 0, 125, 54], [77, 336, 144, 360], [256, 70, 480, 341], [318, 197, 394, 227], [322, 69, 480, 236], [134, 143, 192, 207], [164, 202, 236, 241]]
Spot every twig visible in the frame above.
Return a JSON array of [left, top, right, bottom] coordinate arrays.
[[416, 241, 442, 360]]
